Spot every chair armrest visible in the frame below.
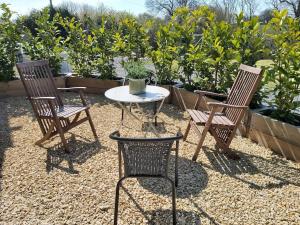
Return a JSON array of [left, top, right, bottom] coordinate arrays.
[[57, 87, 87, 92], [58, 87, 87, 106], [207, 102, 248, 110], [194, 90, 227, 98], [30, 97, 56, 101]]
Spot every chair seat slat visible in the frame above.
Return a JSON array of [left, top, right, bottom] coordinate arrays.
[[187, 109, 235, 127]]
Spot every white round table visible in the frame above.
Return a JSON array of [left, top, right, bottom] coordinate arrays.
[[105, 85, 170, 103], [105, 85, 170, 128]]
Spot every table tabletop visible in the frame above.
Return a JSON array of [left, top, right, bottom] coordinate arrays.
[[105, 85, 170, 103]]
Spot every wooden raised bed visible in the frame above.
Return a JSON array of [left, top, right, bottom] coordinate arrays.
[[0, 77, 65, 97], [66, 77, 122, 94], [247, 112, 300, 162]]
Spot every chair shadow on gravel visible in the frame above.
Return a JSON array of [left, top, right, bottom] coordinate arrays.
[[145, 209, 201, 225], [202, 147, 300, 190], [138, 155, 208, 198], [45, 134, 103, 174], [0, 98, 26, 192], [120, 186, 201, 225], [122, 185, 221, 225]]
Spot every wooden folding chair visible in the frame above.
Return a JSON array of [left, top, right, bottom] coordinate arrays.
[[174, 64, 263, 161], [16, 60, 97, 152]]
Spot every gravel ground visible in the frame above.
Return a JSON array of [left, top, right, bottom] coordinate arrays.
[[0, 94, 299, 225]]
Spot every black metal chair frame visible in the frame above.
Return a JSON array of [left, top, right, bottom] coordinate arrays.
[[109, 131, 183, 225]]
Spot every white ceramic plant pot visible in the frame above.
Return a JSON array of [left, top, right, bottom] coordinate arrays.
[[129, 79, 146, 95]]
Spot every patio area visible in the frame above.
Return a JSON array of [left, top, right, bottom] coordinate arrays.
[[0, 93, 299, 225]]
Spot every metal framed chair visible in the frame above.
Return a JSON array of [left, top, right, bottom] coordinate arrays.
[[174, 64, 263, 161], [109, 131, 183, 225], [16, 60, 97, 152]]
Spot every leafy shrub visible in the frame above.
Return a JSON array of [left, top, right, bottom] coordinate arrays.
[[232, 13, 269, 108], [148, 23, 179, 85], [265, 10, 300, 124], [93, 16, 116, 79], [61, 17, 97, 77], [113, 17, 148, 60], [0, 3, 21, 81], [21, 8, 63, 75], [172, 7, 215, 87]]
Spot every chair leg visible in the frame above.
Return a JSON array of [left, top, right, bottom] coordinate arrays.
[[55, 119, 70, 153], [114, 178, 125, 225], [192, 125, 210, 161], [183, 119, 191, 141], [121, 108, 124, 123], [35, 122, 55, 146], [175, 141, 179, 187], [153, 101, 157, 126], [166, 178, 177, 225], [85, 109, 97, 139]]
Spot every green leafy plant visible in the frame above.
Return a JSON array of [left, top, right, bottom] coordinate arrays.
[[265, 10, 300, 125], [148, 22, 179, 85], [21, 8, 63, 75], [61, 17, 97, 77], [113, 17, 149, 60], [92, 16, 116, 79], [0, 3, 21, 81], [232, 13, 268, 108], [124, 60, 149, 79], [171, 6, 215, 87]]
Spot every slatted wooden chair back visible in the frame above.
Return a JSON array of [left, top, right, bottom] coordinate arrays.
[[224, 64, 263, 125], [16, 60, 66, 136], [17, 60, 62, 107]]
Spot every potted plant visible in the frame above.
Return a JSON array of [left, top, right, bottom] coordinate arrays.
[[124, 60, 149, 95]]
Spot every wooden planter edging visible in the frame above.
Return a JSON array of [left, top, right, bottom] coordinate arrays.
[[246, 112, 300, 162], [0, 77, 65, 97], [170, 86, 221, 110], [66, 77, 122, 94]]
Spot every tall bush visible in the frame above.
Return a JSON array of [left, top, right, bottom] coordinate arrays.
[[148, 22, 179, 84], [61, 17, 97, 77], [0, 3, 21, 81], [200, 17, 239, 93], [265, 10, 300, 124], [171, 7, 215, 88], [232, 13, 268, 108], [93, 16, 116, 79], [113, 17, 148, 60], [21, 8, 63, 75]]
